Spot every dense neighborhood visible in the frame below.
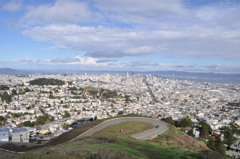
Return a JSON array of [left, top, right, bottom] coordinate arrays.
[[0, 73, 240, 157]]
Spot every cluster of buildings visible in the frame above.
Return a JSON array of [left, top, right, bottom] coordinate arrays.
[[0, 127, 29, 142], [0, 73, 239, 143]]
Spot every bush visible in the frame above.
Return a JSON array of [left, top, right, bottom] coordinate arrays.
[[181, 117, 192, 128], [23, 121, 35, 127], [165, 117, 175, 125]]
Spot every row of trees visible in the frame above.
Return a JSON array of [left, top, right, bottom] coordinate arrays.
[[164, 117, 214, 139], [164, 117, 193, 128]]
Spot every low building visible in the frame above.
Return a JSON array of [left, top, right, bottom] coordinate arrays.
[[0, 128, 9, 141], [11, 128, 29, 142], [40, 129, 49, 135]]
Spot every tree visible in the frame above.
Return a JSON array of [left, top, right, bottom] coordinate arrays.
[[36, 116, 48, 125], [12, 89, 17, 95], [187, 129, 194, 136], [215, 136, 225, 155], [0, 116, 6, 126], [181, 117, 192, 128], [174, 120, 182, 127], [23, 121, 35, 127], [24, 88, 31, 92], [11, 113, 23, 118], [220, 126, 236, 146], [207, 137, 216, 150], [199, 121, 212, 139], [117, 111, 123, 115], [125, 95, 130, 103], [165, 117, 175, 125], [63, 123, 70, 130], [0, 116, 5, 121], [63, 111, 70, 118], [50, 116, 55, 121]]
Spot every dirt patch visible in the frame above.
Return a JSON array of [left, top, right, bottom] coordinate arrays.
[[166, 134, 208, 151], [122, 126, 129, 131]]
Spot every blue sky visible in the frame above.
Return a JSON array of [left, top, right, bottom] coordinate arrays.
[[1, 0, 240, 73]]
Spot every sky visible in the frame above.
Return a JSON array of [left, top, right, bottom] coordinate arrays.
[[0, 0, 240, 73]]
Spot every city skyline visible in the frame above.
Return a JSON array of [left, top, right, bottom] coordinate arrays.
[[1, 0, 240, 73]]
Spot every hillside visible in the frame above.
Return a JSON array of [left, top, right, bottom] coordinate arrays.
[[0, 68, 24, 73], [151, 125, 208, 152], [5, 120, 225, 159]]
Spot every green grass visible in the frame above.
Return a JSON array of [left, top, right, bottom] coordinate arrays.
[[14, 137, 201, 159], [9, 136, 227, 159], [9, 131, 225, 159], [92, 121, 154, 138]]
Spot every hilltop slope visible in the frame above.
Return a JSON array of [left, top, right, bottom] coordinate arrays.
[[5, 121, 225, 159]]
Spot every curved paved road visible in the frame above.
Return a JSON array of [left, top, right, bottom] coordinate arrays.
[[70, 117, 168, 142], [0, 148, 15, 157]]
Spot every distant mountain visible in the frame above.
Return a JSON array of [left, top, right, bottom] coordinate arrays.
[[0, 68, 25, 73]]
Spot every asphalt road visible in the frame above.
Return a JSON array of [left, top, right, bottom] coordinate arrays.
[[0, 149, 15, 157], [71, 117, 168, 141]]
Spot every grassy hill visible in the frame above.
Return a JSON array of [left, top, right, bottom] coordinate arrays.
[[5, 120, 225, 159]]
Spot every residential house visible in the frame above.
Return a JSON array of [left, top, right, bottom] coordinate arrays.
[[11, 128, 29, 142], [0, 128, 9, 141]]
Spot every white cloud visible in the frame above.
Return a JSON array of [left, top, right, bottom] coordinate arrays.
[[73, 56, 103, 65], [9, 0, 240, 72], [21, 0, 90, 25], [44, 55, 112, 66], [19, 57, 32, 62], [2, 0, 22, 12], [96, 0, 185, 14], [94, 0, 189, 25], [23, 24, 171, 57], [22, 23, 240, 59], [124, 46, 156, 55]]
